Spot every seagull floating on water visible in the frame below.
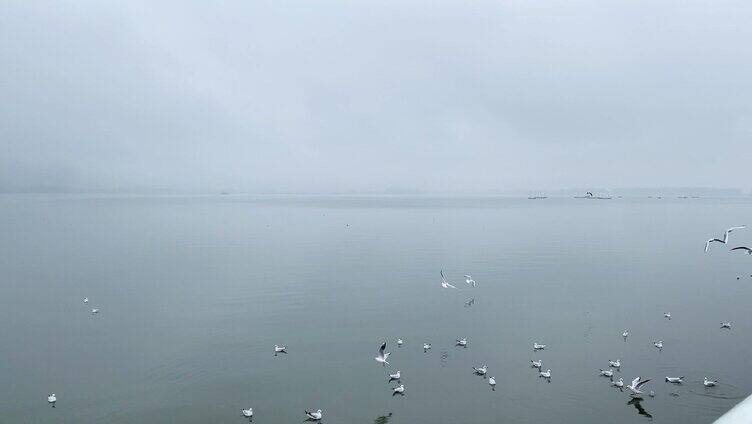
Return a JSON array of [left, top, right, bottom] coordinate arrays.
[[664, 312, 671, 320], [440, 270, 457, 289], [423, 343, 431, 352], [649, 390, 655, 397], [705, 226, 746, 252], [612, 378, 624, 390], [533, 342, 546, 350], [242, 407, 253, 419], [731, 246, 752, 255], [653, 340, 663, 350], [375, 342, 390, 366], [91, 308, 100, 315], [473, 365, 488, 376], [388, 370, 401, 382], [305, 409, 322, 421], [622, 329, 629, 340], [392, 384, 405, 395], [531, 359, 542, 369], [456, 338, 468, 347], [47, 393, 56, 407], [627, 377, 650, 397], [609, 359, 621, 368], [274, 345, 287, 355], [539, 369, 551, 379], [600, 369, 614, 378], [704, 377, 718, 387], [396, 338, 403, 347], [489, 377, 496, 390], [83, 297, 88, 304], [464, 275, 477, 288], [721, 322, 732, 329], [665, 376, 683, 384]]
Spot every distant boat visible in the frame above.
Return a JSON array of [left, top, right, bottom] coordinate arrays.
[[528, 192, 548, 200], [574, 191, 612, 200]]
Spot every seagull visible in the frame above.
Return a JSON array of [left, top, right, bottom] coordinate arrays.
[[622, 329, 629, 340], [731, 246, 752, 255], [423, 343, 432, 352], [464, 275, 477, 288], [706, 226, 746, 252], [396, 338, 403, 347], [539, 369, 551, 379], [305, 409, 323, 421], [242, 407, 253, 419], [274, 345, 287, 355], [375, 342, 390, 366], [612, 378, 624, 390], [704, 377, 718, 387], [464, 298, 475, 307], [489, 377, 496, 390], [721, 322, 732, 329], [649, 390, 655, 397], [440, 270, 457, 289], [473, 365, 488, 376], [456, 338, 468, 347], [91, 308, 100, 315], [83, 297, 88, 304], [388, 370, 401, 382], [47, 393, 56, 407], [653, 340, 663, 350], [627, 377, 651, 397], [600, 369, 614, 378], [665, 376, 684, 384], [392, 384, 405, 395], [664, 312, 671, 320], [609, 359, 621, 368], [531, 359, 542, 369], [533, 342, 546, 350]]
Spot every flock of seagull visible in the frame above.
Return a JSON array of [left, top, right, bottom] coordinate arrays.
[[45, 224, 750, 422]]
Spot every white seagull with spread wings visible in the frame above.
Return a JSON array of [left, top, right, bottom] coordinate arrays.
[[375, 342, 390, 366], [440, 270, 457, 289], [705, 226, 746, 252]]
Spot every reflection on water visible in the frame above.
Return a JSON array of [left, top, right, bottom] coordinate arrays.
[[628, 398, 653, 419], [373, 412, 392, 424]]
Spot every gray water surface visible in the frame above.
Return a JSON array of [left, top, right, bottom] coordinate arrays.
[[2, 194, 752, 423]]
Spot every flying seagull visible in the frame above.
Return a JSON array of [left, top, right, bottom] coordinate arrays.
[[627, 377, 651, 397], [731, 246, 752, 255], [705, 226, 746, 252], [440, 270, 457, 289], [375, 342, 390, 366], [464, 275, 477, 287], [305, 409, 322, 421]]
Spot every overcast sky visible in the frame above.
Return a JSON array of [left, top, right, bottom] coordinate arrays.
[[2, 0, 751, 193]]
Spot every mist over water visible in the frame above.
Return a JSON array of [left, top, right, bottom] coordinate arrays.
[[2, 194, 752, 423]]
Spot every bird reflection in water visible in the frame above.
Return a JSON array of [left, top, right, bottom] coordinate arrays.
[[627, 397, 653, 420], [373, 412, 393, 424]]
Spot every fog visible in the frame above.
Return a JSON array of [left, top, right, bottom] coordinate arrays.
[[2, 0, 751, 193]]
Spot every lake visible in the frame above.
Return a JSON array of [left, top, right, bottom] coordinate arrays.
[[2, 194, 751, 423]]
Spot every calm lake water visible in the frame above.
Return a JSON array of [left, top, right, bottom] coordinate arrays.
[[2, 194, 752, 423]]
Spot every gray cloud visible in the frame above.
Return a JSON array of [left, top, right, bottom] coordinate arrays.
[[2, 0, 751, 192]]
